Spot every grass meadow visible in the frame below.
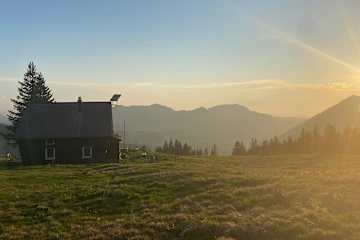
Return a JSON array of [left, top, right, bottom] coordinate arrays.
[[1, 154, 360, 239]]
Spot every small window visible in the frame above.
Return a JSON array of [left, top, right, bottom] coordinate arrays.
[[45, 147, 55, 161], [82, 146, 93, 159], [45, 139, 55, 146]]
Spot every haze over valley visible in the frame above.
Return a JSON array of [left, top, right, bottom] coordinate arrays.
[[112, 104, 303, 154], [3, 95, 360, 154]]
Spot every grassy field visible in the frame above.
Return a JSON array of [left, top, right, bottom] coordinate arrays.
[[1, 155, 360, 239]]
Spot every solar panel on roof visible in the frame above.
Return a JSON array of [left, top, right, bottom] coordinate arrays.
[[111, 94, 121, 102]]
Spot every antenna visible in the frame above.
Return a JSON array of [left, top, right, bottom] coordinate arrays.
[[123, 119, 126, 148]]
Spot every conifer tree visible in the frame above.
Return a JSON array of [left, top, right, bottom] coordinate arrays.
[[34, 72, 54, 103], [174, 139, 182, 155], [232, 141, 246, 155], [239, 141, 246, 155], [248, 138, 259, 154], [204, 147, 209, 156], [182, 142, 191, 155], [168, 140, 174, 154], [155, 146, 163, 153], [5, 62, 54, 142], [323, 124, 338, 153], [163, 140, 169, 153], [232, 141, 240, 156], [210, 144, 218, 156], [311, 126, 320, 153]]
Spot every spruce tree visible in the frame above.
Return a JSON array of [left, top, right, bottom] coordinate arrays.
[[204, 147, 209, 156], [239, 141, 246, 155], [183, 142, 191, 155], [232, 141, 241, 156], [174, 139, 182, 155], [163, 140, 169, 153], [210, 144, 218, 156], [248, 138, 258, 154], [155, 146, 163, 153], [34, 72, 54, 103], [168, 140, 174, 154], [5, 62, 54, 142]]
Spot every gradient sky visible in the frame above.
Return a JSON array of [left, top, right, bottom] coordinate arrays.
[[1, 0, 360, 117]]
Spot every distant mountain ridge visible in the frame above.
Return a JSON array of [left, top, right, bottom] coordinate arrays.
[[284, 95, 360, 137], [0, 124, 9, 153], [112, 104, 304, 154], [0, 114, 8, 124]]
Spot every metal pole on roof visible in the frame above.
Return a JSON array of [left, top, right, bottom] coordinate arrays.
[[123, 119, 126, 149]]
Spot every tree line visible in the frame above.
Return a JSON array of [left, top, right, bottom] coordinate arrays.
[[156, 139, 218, 156], [233, 125, 360, 155]]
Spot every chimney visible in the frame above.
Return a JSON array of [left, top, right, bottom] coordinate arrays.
[[77, 96, 82, 112]]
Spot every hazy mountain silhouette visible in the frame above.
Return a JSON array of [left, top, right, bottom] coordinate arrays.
[[0, 124, 8, 152], [285, 95, 360, 137], [0, 123, 19, 154], [0, 114, 8, 124], [112, 104, 303, 154]]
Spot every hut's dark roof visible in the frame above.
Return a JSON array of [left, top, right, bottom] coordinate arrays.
[[16, 102, 114, 139]]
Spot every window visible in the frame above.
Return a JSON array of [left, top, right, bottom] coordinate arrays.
[[45, 147, 55, 161], [45, 139, 55, 146], [82, 146, 93, 159]]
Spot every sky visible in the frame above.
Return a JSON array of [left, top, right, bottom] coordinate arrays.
[[1, 0, 360, 117]]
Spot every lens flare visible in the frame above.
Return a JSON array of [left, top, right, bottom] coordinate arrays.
[[255, 19, 360, 74]]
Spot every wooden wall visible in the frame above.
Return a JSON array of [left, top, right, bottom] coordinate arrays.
[[18, 137, 119, 165]]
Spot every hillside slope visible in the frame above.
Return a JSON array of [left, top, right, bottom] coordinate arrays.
[[112, 104, 303, 153], [285, 95, 360, 137]]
